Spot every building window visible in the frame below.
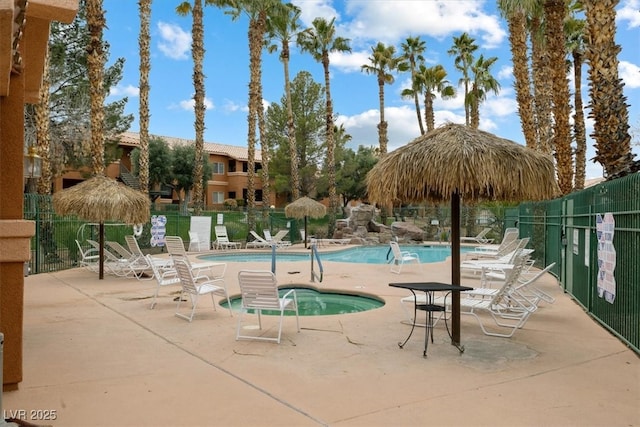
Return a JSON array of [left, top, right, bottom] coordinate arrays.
[[228, 159, 236, 173], [212, 162, 225, 175], [212, 191, 225, 204], [228, 191, 236, 200]]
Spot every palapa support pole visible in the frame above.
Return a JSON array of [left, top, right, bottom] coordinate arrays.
[[451, 191, 461, 347]]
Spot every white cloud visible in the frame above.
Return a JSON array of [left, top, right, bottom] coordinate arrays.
[[173, 96, 214, 111], [498, 65, 513, 80], [337, 0, 506, 50], [157, 22, 191, 60], [109, 84, 139, 98], [620, 60, 640, 88], [222, 99, 247, 113], [618, 0, 640, 28], [331, 50, 369, 73]]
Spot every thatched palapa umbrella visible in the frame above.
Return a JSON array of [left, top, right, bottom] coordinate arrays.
[[366, 123, 559, 347], [53, 174, 150, 279], [285, 197, 327, 248]]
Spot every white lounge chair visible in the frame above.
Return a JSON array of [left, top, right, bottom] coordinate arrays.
[[389, 241, 421, 274], [173, 258, 232, 322], [434, 257, 533, 338], [470, 227, 519, 255], [213, 225, 240, 250], [246, 230, 272, 249], [460, 227, 493, 244], [266, 229, 291, 248], [236, 270, 300, 343]]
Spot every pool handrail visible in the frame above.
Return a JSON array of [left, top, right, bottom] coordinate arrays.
[[310, 243, 323, 283]]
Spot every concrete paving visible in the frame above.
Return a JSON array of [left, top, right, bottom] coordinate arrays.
[[3, 244, 639, 426]]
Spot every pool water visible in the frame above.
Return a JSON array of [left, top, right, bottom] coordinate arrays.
[[202, 245, 468, 264], [221, 287, 384, 316]]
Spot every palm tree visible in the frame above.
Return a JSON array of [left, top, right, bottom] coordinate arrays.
[[565, 2, 587, 189], [468, 55, 500, 129], [298, 17, 351, 229], [35, 50, 52, 195], [544, 0, 573, 194], [401, 36, 426, 135], [86, 0, 106, 175], [138, 0, 151, 196], [498, 0, 537, 149], [447, 33, 478, 126], [266, 2, 302, 201], [529, 5, 554, 154], [415, 64, 455, 132], [214, 0, 279, 231], [176, 0, 207, 214], [583, 0, 634, 178], [361, 42, 405, 155]]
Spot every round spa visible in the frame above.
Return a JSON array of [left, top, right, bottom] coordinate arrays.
[[221, 286, 384, 316]]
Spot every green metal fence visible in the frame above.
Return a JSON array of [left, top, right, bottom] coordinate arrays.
[[23, 186, 640, 353], [520, 174, 640, 353]]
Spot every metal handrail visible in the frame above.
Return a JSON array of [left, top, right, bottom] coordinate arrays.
[[310, 243, 323, 283]]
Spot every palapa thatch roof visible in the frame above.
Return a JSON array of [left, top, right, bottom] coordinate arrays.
[[366, 123, 560, 346], [53, 174, 150, 224], [284, 196, 327, 219], [366, 123, 559, 205]]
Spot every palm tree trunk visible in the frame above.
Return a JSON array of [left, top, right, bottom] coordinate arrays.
[[377, 77, 388, 155], [531, 16, 553, 155], [573, 50, 587, 189], [86, 0, 106, 175], [191, 0, 205, 214], [545, 0, 573, 194], [35, 50, 51, 195], [138, 0, 151, 195], [583, 0, 633, 178], [283, 40, 300, 200], [508, 11, 536, 149], [323, 52, 337, 234], [256, 10, 270, 215]]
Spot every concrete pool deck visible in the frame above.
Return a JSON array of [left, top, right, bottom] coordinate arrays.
[[3, 243, 639, 426]]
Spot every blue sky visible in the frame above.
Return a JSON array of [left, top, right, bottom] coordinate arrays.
[[103, 0, 640, 180]]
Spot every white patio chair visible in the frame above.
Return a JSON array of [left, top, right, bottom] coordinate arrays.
[[164, 236, 226, 280], [389, 241, 421, 274], [173, 258, 232, 322], [236, 270, 300, 343], [75, 239, 99, 272], [434, 256, 532, 338], [460, 227, 493, 244], [213, 225, 240, 250], [188, 231, 209, 252], [269, 229, 291, 248], [246, 230, 272, 249], [146, 254, 181, 309]]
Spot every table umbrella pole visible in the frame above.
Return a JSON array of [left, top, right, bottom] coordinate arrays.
[[99, 222, 104, 280], [451, 192, 461, 347]]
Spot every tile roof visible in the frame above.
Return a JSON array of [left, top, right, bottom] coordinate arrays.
[[118, 131, 261, 162]]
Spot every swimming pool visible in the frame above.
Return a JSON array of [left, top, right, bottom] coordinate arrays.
[[200, 245, 470, 264]]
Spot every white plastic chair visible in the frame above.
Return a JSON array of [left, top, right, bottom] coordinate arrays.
[[146, 254, 181, 309], [460, 227, 493, 244], [188, 231, 209, 252], [389, 241, 421, 274], [214, 225, 240, 250], [236, 270, 300, 343], [173, 258, 232, 322]]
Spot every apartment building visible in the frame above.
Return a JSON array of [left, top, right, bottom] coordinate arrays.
[[54, 131, 272, 208]]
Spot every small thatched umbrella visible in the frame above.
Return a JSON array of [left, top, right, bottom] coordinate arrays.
[[285, 197, 327, 248], [366, 123, 559, 346], [53, 174, 150, 279]]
